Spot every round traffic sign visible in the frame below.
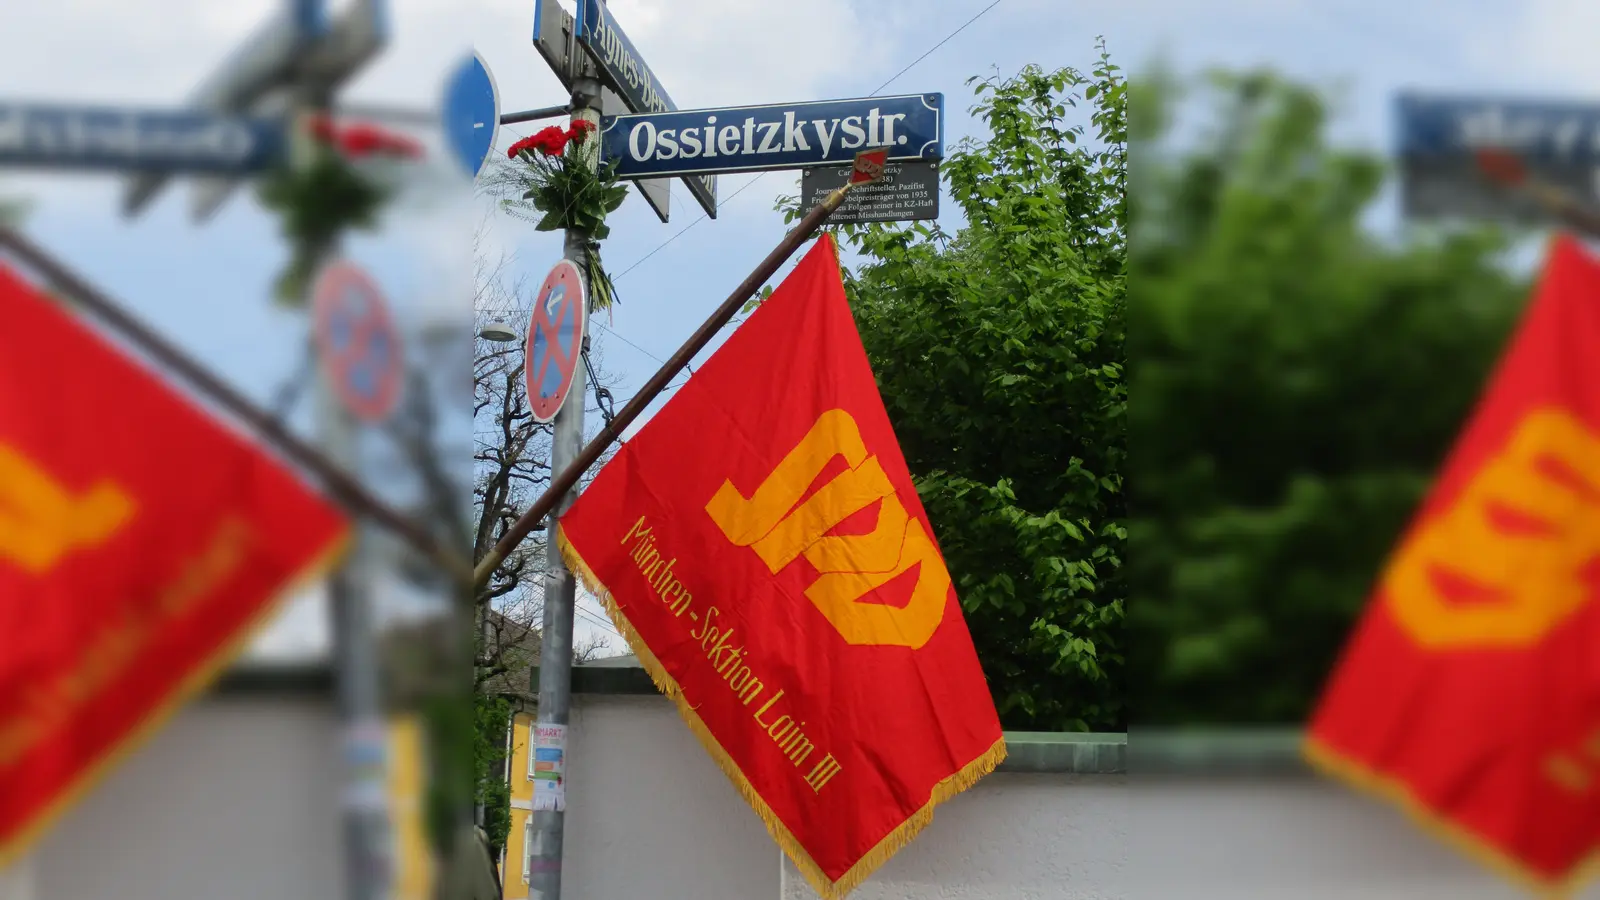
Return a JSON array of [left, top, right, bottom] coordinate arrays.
[[443, 51, 500, 179], [311, 261, 404, 423], [526, 259, 587, 423]]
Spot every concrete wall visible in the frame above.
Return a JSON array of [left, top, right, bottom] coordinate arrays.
[[1, 689, 344, 900], [556, 693, 1126, 900], [8, 669, 1585, 900], [781, 772, 1122, 900], [551, 693, 1600, 900], [1131, 776, 1600, 899]]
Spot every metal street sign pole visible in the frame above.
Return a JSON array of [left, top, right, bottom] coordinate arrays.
[[502, 104, 572, 125], [526, 73, 602, 900], [473, 159, 874, 592], [289, 97, 390, 900], [1473, 149, 1600, 238], [533, 0, 700, 222]]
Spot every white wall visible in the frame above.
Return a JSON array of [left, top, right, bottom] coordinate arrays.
[[561, 695, 1600, 900], [781, 773, 1124, 900], [7, 684, 1590, 900], [559, 694, 1124, 900], [1130, 777, 1600, 899], [0, 692, 343, 900]]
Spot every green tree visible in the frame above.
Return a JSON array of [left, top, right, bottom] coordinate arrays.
[[474, 695, 512, 853], [1128, 70, 1531, 725], [778, 46, 1127, 731]]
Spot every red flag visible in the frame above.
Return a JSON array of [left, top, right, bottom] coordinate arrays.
[[1307, 234, 1600, 891], [555, 234, 1005, 898], [0, 263, 348, 862]]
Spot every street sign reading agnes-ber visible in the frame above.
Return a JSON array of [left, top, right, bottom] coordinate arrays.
[[312, 262, 404, 424], [1397, 93, 1600, 225], [527, 260, 587, 423], [599, 94, 943, 181], [562, 0, 718, 218]]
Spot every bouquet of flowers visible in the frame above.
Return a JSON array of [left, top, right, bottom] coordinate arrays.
[[258, 113, 424, 305], [503, 120, 625, 311]]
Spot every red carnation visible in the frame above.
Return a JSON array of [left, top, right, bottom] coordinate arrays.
[[380, 133, 424, 159], [566, 119, 596, 144], [338, 124, 385, 158], [507, 135, 539, 158], [529, 124, 571, 157]]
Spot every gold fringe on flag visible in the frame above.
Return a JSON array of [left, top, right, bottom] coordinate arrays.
[[557, 528, 1006, 899], [1302, 737, 1600, 899]]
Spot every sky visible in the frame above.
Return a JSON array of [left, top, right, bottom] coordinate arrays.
[[4, 0, 1599, 659]]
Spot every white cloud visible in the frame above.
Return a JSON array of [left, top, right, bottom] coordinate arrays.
[[0, 0, 279, 103], [1479, 0, 1600, 93]]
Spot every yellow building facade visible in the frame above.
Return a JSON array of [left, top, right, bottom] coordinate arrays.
[[501, 710, 536, 899], [387, 713, 436, 900]]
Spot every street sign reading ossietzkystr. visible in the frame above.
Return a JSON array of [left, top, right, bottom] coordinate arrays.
[[568, 0, 717, 218], [0, 102, 285, 174], [599, 94, 943, 181]]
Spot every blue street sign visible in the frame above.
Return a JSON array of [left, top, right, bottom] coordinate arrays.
[[573, 0, 671, 115], [443, 51, 501, 178], [599, 94, 943, 181], [570, 0, 717, 218], [1395, 93, 1600, 225], [1398, 93, 1600, 165], [0, 102, 286, 174]]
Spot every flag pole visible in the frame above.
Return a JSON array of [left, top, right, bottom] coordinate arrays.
[[1474, 149, 1600, 238], [472, 157, 878, 592], [0, 225, 473, 585]]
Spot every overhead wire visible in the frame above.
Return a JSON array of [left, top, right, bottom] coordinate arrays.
[[609, 0, 1005, 282]]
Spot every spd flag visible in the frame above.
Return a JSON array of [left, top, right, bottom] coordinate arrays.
[[556, 234, 1006, 898], [1307, 234, 1600, 891], [0, 263, 348, 863]]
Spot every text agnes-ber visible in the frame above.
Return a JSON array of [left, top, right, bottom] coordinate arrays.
[[626, 108, 912, 163]]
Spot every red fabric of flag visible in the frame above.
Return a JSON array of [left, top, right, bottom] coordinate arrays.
[[1308, 234, 1600, 892], [555, 234, 1006, 898], [0, 263, 349, 863]]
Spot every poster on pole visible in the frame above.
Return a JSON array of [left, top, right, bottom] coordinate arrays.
[[531, 723, 567, 812]]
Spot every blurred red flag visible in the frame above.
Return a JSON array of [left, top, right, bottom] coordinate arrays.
[[0, 263, 348, 863], [555, 235, 1005, 898], [1308, 234, 1600, 891]]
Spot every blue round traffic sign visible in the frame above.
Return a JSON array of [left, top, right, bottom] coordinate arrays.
[[312, 262, 404, 423], [443, 51, 500, 179], [526, 260, 586, 423]]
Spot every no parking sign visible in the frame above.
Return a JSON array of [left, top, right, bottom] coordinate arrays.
[[526, 259, 586, 424], [311, 261, 404, 423]]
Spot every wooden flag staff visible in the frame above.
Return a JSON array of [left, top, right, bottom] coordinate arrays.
[[0, 225, 473, 583], [470, 147, 891, 591], [1474, 149, 1600, 237]]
